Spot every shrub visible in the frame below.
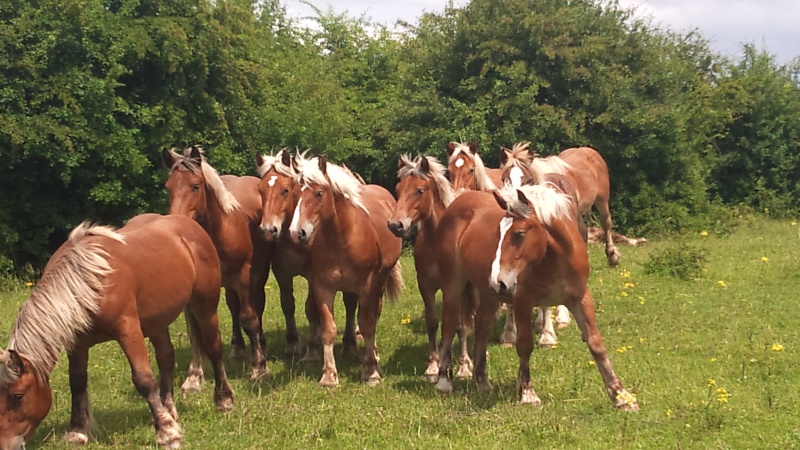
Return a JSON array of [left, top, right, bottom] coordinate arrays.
[[644, 242, 708, 280]]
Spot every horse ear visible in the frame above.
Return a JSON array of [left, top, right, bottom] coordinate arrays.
[[468, 141, 479, 154], [0, 348, 23, 384], [516, 189, 530, 207], [291, 154, 299, 171], [188, 145, 202, 164], [492, 190, 509, 211], [318, 156, 327, 174], [255, 153, 265, 169], [162, 149, 175, 169], [281, 150, 291, 167], [445, 142, 456, 157], [419, 156, 430, 174], [499, 147, 510, 165]]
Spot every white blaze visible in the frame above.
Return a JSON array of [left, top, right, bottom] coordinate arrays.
[[289, 185, 307, 235], [508, 166, 523, 188], [455, 157, 465, 168], [267, 175, 278, 187], [490, 216, 514, 287]]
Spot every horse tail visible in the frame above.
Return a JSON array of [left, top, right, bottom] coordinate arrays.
[[384, 260, 405, 303], [459, 282, 478, 331]]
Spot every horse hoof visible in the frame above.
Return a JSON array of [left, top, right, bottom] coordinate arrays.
[[520, 391, 542, 406], [64, 431, 89, 445], [434, 378, 453, 394], [284, 342, 303, 357], [455, 365, 473, 379], [299, 349, 321, 363], [476, 380, 493, 392], [364, 372, 382, 386], [250, 367, 271, 382], [499, 332, 517, 345], [607, 251, 621, 267], [319, 372, 339, 388], [423, 373, 439, 383], [180, 375, 203, 394], [215, 396, 234, 413]]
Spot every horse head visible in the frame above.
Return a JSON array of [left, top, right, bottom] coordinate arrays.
[[389, 155, 433, 237], [290, 156, 333, 245], [256, 149, 296, 242], [0, 348, 52, 450], [163, 145, 208, 220]]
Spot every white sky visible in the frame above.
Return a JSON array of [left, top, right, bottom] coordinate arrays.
[[283, 0, 799, 65]]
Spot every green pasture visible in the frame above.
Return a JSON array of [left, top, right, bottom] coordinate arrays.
[[2, 217, 799, 449]]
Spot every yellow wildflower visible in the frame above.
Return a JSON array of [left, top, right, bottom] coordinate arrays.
[[25, 282, 33, 287], [707, 377, 716, 387], [620, 291, 629, 297], [771, 343, 784, 352], [638, 297, 645, 305], [597, 277, 604, 284], [700, 230, 708, 236], [623, 282, 636, 289], [615, 391, 637, 407], [588, 360, 596, 366], [400, 317, 411, 325], [717, 280, 727, 288], [620, 269, 631, 278], [761, 256, 769, 263], [792, 221, 797, 226], [710, 357, 717, 362], [716, 387, 730, 403], [665, 408, 672, 417], [639, 337, 646, 344], [616, 347, 627, 354]]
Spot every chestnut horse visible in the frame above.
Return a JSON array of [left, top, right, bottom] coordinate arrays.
[[433, 185, 639, 411], [499, 142, 620, 267], [291, 156, 404, 386], [388, 155, 472, 382], [163, 145, 269, 381], [445, 141, 503, 195], [0, 215, 233, 450]]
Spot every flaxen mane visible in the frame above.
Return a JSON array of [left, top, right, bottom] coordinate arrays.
[[448, 142, 498, 191], [168, 146, 241, 214], [500, 184, 573, 227], [256, 148, 295, 178], [398, 155, 456, 207], [2, 223, 125, 386], [295, 156, 367, 212]]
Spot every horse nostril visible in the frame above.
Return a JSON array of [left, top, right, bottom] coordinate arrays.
[[299, 229, 307, 239], [269, 225, 279, 235], [499, 281, 507, 293]]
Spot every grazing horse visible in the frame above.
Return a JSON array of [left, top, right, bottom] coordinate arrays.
[[445, 141, 503, 194], [0, 215, 234, 450], [433, 185, 639, 411], [163, 145, 269, 381], [388, 155, 472, 382], [499, 142, 620, 267], [290, 156, 404, 386]]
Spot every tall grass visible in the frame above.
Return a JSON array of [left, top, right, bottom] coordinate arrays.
[[1, 217, 798, 449]]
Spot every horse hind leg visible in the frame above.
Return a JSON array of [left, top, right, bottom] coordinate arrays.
[[273, 267, 301, 356], [499, 305, 517, 347], [185, 303, 234, 412], [180, 313, 204, 394], [64, 345, 91, 445], [596, 199, 620, 267], [115, 317, 183, 448], [538, 307, 558, 348], [150, 331, 179, 422], [342, 292, 359, 357], [513, 303, 541, 405], [357, 286, 384, 386], [225, 288, 245, 360], [419, 279, 440, 383], [568, 290, 639, 411]]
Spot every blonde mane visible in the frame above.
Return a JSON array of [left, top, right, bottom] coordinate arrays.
[[448, 142, 498, 191], [500, 184, 573, 227], [256, 148, 295, 178], [295, 156, 367, 212], [2, 223, 125, 386], [531, 153, 572, 177], [168, 146, 241, 214], [398, 154, 456, 207]]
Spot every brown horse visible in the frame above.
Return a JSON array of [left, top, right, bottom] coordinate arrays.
[[445, 141, 503, 194], [163, 145, 269, 381], [291, 156, 404, 386], [433, 185, 639, 411], [0, 215, 233, 450], [499, 142, 620, 267], [388, 155, 472, 382]]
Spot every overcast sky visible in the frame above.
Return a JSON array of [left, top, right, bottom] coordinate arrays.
[[283, 0, 799, 65]]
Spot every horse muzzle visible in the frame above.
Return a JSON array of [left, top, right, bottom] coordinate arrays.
[[387, 219, 411, 238], [258, 222, 281, 241], [290, 226, 312, 246], [490, 276, 517, 296]]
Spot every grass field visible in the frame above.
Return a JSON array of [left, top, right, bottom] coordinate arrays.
[[2, 217, 799, 449]]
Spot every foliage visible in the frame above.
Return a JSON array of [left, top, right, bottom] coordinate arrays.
[[643, 241, 708, 280]]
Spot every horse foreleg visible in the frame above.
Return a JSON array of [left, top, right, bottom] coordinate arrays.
[[249, 258, 270, 350], [555, 304, 571, 328], [472, 297, 498, 391], [234, 266, 269, 382], [314, 285, 339, 387], [300, 287, 321, 362], [357, 285, 383, 385], [116, 319, 183, 449], [342, 292, 359, 356], [180, 312, 204, 394], [150, 331, 178, 422], [225, 288, 245, 360], [435, 283, 463, 393], [418, 276, 440, 382], [514, 304, 540, 406], [568, 289, 639, 411], [273, 266, 301, 356], [64, 345, 91, 445]]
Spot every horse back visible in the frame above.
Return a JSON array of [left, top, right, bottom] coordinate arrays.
[[101, 215, 221, 334]]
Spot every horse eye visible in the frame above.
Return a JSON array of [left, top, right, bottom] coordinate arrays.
[[416, 188, 425, 195], [191, 184, 200, 192], [512, 231, 526, 244], [281, 188, 289, 196], [315, 191, 324, 198], [468, 168, 475, 174]]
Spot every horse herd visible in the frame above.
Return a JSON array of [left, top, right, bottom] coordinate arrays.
[[0, 142, 639, 450]]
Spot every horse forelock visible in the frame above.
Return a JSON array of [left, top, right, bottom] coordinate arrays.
[[447, 142, 473, 163], [257, 150, 294, 178], [8, 228, 117, 386], [296, 157, 367, 212], [501, 184, 573, 227]]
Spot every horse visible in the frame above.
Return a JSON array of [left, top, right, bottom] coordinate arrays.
[[499, 142, 621, 267], [588, 226, 647, 247], [388, 155, 472, 382], [0, 214, 234, 450], [163, 145, 269, 381], [445, 141, 503, 195], [290, 155, 404, 386], [433, 185, 639, 411]]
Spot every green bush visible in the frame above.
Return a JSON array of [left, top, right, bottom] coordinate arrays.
[[644, 242, 708, 280]]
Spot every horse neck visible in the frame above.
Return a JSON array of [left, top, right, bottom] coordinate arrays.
[[419, 187, 448, 238], [318, 195, 364, 253], [198, 187, 232, 240]]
